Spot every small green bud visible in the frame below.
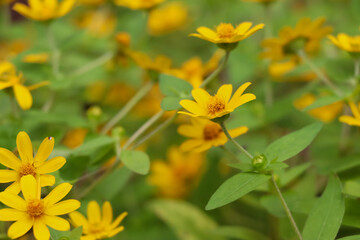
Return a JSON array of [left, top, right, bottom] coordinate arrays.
[[112, 126, 126, 142], [252, 154, 268, 169], [87, 105, 102, 120]]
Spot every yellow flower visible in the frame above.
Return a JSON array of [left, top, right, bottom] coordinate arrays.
[[22, 53, 49, 63], [0, 40, 27, 61], [0, 61, 48, 110], [0, 131, 66, 194], [294, 93, 344, 123], [148, 146, 204, 198], [178, 118, 248, 152], [129, 51, 172, 73], [269, 59, 316, 82], [147, 2, 188, 35], [189, 22, 264, 44], [69, 201, 128, 240], [328, 33, 360, 53], [339, 101, 360, 126], [261, 17, 332, 62], [13, 0, 75, 21], [0, 175, 80, 240], [179, 83, 256, 119], [114, 0, 164, 10], [75, 9, 116, 36]]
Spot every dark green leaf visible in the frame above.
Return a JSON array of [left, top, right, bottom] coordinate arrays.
[[120, 150, 150, 175]]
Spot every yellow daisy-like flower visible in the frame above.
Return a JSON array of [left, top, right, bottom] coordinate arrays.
[[0, 175, 80, 240], [261, 17, 333, 62], [69, 201, 128, 240], [178, 118, 248, 152], [114, 0, 164, 10], [179, 83, 256, 119], [339, 101, 360, 127], [13, 0, 75, 21], [0, 131, 66, 194], [328, 33, 360, 53]]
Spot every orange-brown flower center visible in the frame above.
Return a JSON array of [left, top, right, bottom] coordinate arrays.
[[27, 199, 44, 218], [203, 122, 223, 140], [206, 96, 226, 116], [18, 163, 37, 178], [216, 23, 235, 38]]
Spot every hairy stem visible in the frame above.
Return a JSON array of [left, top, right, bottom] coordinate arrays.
[[200, 51, 230, 88]]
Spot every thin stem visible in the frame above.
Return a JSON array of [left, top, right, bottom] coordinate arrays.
[[42, 91, 56, 112], [199, 51, 230, 88], [47, 25, 61, 79], [271, 174, 303, 240], [355, 59, 360, 79], [10, 95, 18, 118], [70, 52, 114, 78], [101, 81, 154, 134], [263, 3, 274, 107], [298, 50, 343, 97], [220, 145, 242, 163], [220, 122, 253, 160]]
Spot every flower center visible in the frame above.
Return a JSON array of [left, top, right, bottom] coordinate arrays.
[[203, 122, 223, 140], [206, 96, 226, 116], [27, 199, 44, 218], [216, 23, 235, 38], [18, 163, 37, 178]]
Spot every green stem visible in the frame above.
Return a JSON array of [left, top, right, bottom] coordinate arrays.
[[355, 59, 360, 79], [199, 51, 230, 88], [101, 81, 154, 134], [47, 24, 61, 79], [271, 174, 303, 240], [70, 52, 114, 78]]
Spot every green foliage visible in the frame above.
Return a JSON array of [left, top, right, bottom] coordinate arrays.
[[49, 227, 82, 240], [303, 95, 344, 111], [214, 226, 270, 240], [120, 149, 150, 175]]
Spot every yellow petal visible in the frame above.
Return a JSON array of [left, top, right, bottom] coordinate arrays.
[[177, 110, 199, 118], [227, 93, 256, 110], [0, 81, 13, 90], [243, 23, 265, 39], [108, 226, 125, 238], [43, 183, 72, 207], [102, 201, 113, 225], [109, 212, 128, 229], [34, 136, 54, 166], [192, 88, 211, 107], [177, 124, 203, 138], [0, 169, 18, 183], [16, 131, 33, 163], [8, 217, 34, 239], [196, 27, 217, 39], [42, 215, 70, 231], [37, 156, 66, 174], [0, 208, 28, 221], [33, 218, 50, 240], [227, 82, 253, 109], [180, 139, 206, 152], [69, 211, 88, 228], [235, 22, 252, 35], [40, 174, 55, 187], [339, 115, 360, 126], [0, 148, 22, 170], [216, 84, 233, 104], [349, 101, 360, 119], [179, 99, 206, 116], [20, 175, 37, 201], [5, 181, 21, 194], [45, 199, 80, 216], [28, 0, 42, 12], [0, 191, 27, 210], [189, 142, 213, 152], [57, 0, 75, 17], [27, 81, 50, 91], [12, 3, 34, 19], [228, 126, 248, 138], [87, 201, 101, 224], [13, 84, 33, 110]]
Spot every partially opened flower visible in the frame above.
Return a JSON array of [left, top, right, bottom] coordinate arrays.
[[339, 101, 360, 126], [178, 118, 248, 152], [0, 175, 80, 240], [328, 33, 360, 54], [114, 0, 164, 10], [69, 201, 128, 240], [0, 131, 66, 194], [13, 0, 75, 21], [179, 83, 256, 119]]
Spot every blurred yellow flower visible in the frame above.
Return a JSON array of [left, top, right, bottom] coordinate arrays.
[[339, 101, 360, 126], [294, 93, 344, 123], [78, 0, 105, 6], [22, 53, 49, 63], [0, 131, 66, 194], [148, 146, 204, 198], [13, 0, 75, 21], [147, 2, 188, 35], [116, 32, 131, 48], [75, 9, 116, 36], [114, 0, 164, 10], [62, 128, 88, 149], [0, 175, 80, 240], [69, 201, 128, 240], [129, 51, 172, 73], [328, 33, 360, 53], [269, 59, 316, 82], [0, 40, 27, 61], [261, 17, 333, 61], [178, 118, 248, 152], [179, 83, 256, 119]]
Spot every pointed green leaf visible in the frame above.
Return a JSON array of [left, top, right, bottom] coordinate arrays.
[[120, 150, 150, 175]]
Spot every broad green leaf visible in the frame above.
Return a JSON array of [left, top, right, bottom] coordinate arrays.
[[303, 95, 344, 111], [49, 226, 82, 240], [206, 173, 270, 210], [267, 162, 288, 170], [302, 175, 345, 240], [161, 96, 181, 111], [120, 150, 150, 175], [159, 74, 193, 97], [337, 236, 360, 240], [148, 199, 225, 240], [214, 226, 270, 240], [265, 122, 323, 162]]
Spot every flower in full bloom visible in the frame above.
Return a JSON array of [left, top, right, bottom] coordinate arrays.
[[178, 118, 248, 152], [148, 146, 204, 198], [13, 0, 75, 21], [0, 175, 80, 240], [114, 0, 164, 10], [69, 201, 128, 240], [339, 101, 360, 126], [328, 33, 360, 54], [261, 17, 333, 62], [179, 83, 256, 119], [0, 131, 66, 193]]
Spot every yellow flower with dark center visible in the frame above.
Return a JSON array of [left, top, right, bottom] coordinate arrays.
[[148, 146, 204, 198], [147, 2, 188, 35], [178, 118, 248, 152], [22, 53, 49, 63], [69, 201, 128, 240], [339, 101, 360, 126], [261, 17, 333, 62], [328, 33, 360, 53], [0, 175, 80, 240], [179, 83, 256, 119], [0, 131, 66, 194], [114, 0, 164, 10]]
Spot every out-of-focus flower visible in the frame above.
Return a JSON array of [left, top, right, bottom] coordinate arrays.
[[13, 0, 76, 21], [0, 61, 48, 110], [269, 59, 317, 82], [114, 0, 164, 10], [0, 175, 80, 240], [78, 0, 105, 6], [22, 53, 49, 63], [0, 131, 66, 193], [328, 33, 360, 54], [103, 83, 137, 108], [116, 32, 131, 48], [339, 101, 360, 126], [148, 146, 204, 198], [75, 9, 116, 36], [294, 93, 344, 123], [62, 128, 88, 149], [69, 201, 127, 240], [0, 40, 27, 61], [261, 17, 332, 62], [179, 83, 256, 119], [129, 51, 172, 74], [133, 84, 163, 117], [178, 118, 248, 152], [147, 2, 188, 35]]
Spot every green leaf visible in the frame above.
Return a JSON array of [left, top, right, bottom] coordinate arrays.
[[343, 180, 360, 198], [161, 96, 181, 111], [302, 175, 345, 240], [279, 162, 311, 187], [71, 135, 114, 155], [60, 155, 90, 181], [206, 173, 270, 210], [120, 150, 150, 175], [303, 95, 343, 111], [265, 122, 323, 162], [227, 163, 253, 172], [214, 226, 270, 240], [159, 74, 193, 97], [50, 226, 82, 240], [337, 235, 360, 240]]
